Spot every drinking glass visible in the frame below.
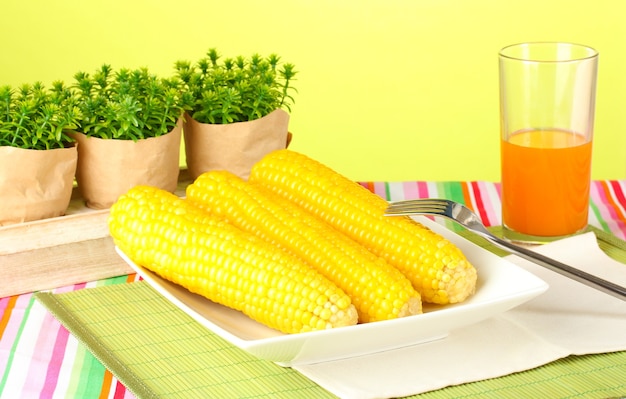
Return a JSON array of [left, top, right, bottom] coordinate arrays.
[[499, 42, 598, 243]]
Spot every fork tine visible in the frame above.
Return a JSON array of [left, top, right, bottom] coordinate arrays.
[[387, 198, 450, 207], [385, 199, 450, 215], [385, 206, 444, 215]]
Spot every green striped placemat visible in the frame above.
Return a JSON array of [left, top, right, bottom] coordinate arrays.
[[36, 227, 626, 399]]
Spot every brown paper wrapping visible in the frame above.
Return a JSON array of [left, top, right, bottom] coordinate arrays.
[[183, 108, 290, 180], [0, 145, 78, 225], [72, 118, 182, 209]]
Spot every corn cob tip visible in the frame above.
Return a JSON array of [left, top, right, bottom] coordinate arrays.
[[250, 149, 478, 306]]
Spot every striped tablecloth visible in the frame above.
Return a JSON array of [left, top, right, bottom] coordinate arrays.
[[1, 180, 625, 399]]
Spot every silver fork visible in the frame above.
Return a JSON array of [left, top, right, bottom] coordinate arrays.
[[385, 198, 626, 301]]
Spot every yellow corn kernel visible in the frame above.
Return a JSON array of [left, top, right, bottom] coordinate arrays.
[[249, 149, 478, 305], [187, 171, 422, 323], [108, 185, 358, 333]]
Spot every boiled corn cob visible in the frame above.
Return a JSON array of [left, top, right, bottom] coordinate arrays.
[[187, 170, 422, 323], [108, 185, 358, 333], [249, 149, 478, 305]]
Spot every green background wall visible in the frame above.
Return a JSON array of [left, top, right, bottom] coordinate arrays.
[[3, 0, 624, 181]]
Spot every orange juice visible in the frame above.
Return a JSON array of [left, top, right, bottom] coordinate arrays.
[[501, 129, 592, 237]]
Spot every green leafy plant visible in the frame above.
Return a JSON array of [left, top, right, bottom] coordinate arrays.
[[0, 81, 80, 150], [73, 64, 193, 140], [174, 48, 297, 124]]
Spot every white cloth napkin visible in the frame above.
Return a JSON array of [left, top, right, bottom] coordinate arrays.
[[294, 232, 626, 399]]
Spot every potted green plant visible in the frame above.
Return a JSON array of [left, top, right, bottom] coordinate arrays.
[[174, 48, 297, 180], [0, 81, 80, 225], [71, 64, 191, 209]]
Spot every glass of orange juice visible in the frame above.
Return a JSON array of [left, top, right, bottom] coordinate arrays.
[[499, 42, 598, 243]]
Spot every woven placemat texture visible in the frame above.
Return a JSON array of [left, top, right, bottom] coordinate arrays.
[[36, 227, 626, 399], [37, 283, 333, 399]]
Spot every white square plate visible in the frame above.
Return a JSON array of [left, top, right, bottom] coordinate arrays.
[[116, 216, 548, 366]]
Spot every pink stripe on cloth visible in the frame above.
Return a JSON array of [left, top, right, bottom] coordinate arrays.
[[609, 181, 626, 209], [401, 182, 419, 200], [417, 181, 430, 199], [400, 181, 431, 200], [38, 283, 87, 398], [469, 182, 492, 227], [384, 182, 433, 201], [590, 181, 626, 240], [113, 379, 128, 399], [374, 181, 388, 199], [40, 319, 70, 398], [475, 181, 501, 227], [607, 181, 626, 233], [605, 181, 626, 237], [2, 282, 87, 399]]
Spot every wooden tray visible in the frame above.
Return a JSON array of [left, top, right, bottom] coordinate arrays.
[[0, 170, 192, 298]]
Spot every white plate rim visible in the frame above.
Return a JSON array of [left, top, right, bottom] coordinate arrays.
[[116, 216, 549, 366]]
